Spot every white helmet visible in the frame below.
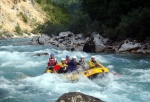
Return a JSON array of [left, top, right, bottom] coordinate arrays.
[[61, 58, 65, 61], [81, 55, 84, 58], [91, 56, 95, 58], [72, 56, 77, 59]]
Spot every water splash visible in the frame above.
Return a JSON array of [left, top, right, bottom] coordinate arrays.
[[0, 38, 150, 102]]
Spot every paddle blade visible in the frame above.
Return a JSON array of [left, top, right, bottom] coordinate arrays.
[[53, 65, 61, 71]]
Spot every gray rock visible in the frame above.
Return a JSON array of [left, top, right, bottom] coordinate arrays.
[[31, 36, 39, 43], [38, 34, 50, 44], [94, 37, 106, 52], [95, 43, 106, 52], [92, 33, 108, 44], [118, 40, 141, 52], [0, 36, 6, 40], [76, 34, 83, 39], [59, 31, 74, 37], [58, 39, 64, 43], [56, 92, 104, 102]]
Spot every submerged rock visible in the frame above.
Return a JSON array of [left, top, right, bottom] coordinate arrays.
[[33, 52, 49, 56], [56, 92, 104, 102]]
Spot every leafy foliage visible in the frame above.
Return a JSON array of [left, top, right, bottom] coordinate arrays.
[[34, 0, 150, 41], [82, 0, 150, 41], [35, 0, 71, 24], [34, 0, 98, 36], [68, 13, 99, 35], [15, 24, 23, 34], [19, 12, 28, 23], [34, 0, 72, 34]]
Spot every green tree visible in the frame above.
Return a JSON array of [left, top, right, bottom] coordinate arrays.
[[82, 0, 150, 41]]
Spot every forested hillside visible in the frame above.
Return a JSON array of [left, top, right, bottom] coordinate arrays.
[[34, 0, 85, 34], [1, 0, 149, 41], [35, 0, 150, 41], [82, 0, 150, 41]]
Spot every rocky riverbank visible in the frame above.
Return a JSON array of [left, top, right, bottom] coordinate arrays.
[[31, 31, 150, 55]]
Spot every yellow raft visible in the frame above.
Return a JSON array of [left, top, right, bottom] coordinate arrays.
[[82, 67, 109, 77], [45, 65, 109, 81]]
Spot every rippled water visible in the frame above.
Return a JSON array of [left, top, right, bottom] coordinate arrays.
[[0, 38, 150, 102]]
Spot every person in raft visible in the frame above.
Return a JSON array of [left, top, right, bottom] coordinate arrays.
[[67, 56, 78, 72], [65, 55, 71, 64], [57, 58, 68, 73], [88, 56, 103, 69], [47, 53, 58, 70], [78, 56, 87, 70]]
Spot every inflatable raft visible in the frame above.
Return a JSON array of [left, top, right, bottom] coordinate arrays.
[[45, 65, 109, 81]]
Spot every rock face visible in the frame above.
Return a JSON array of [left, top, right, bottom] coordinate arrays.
[[56, 92, 104, 102], [0, 0, 46, 33]]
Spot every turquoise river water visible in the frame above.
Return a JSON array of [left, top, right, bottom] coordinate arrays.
[[0, 38, 150, 102]]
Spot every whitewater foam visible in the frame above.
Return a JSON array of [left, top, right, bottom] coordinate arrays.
[[0, 38, 150, 102]]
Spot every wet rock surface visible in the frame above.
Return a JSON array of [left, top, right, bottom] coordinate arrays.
[[56, 92, 104, 102]]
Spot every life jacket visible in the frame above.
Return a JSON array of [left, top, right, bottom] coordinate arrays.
[[79, 60, 86, 66], [67, 60, 78, 72], [46, 69, 52, 73], [48, 58, 57, 66], [88, 60, 97, 68], [65, 59, 70, 64]]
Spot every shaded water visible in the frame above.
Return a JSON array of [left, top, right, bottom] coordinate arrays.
[[0, 38, 150, 102]]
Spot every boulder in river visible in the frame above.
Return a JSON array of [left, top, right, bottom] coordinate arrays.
[[56, 92, 104, 102], [118, 40, 141, 52]]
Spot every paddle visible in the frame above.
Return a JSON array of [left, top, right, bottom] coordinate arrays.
[[53, 65, 61, 71]]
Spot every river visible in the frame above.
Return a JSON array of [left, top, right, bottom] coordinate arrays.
[[0, 38, 150, 102]]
